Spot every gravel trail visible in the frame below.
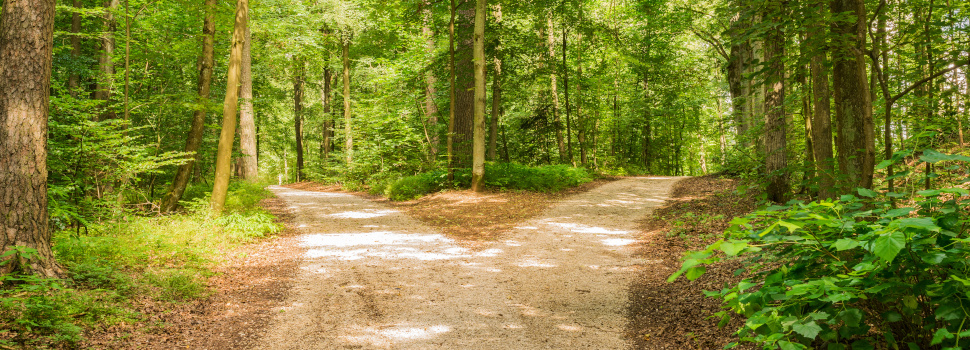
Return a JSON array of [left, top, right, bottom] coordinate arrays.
[[252, 177, 681, 350]]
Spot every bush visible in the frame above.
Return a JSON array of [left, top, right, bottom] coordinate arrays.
[[671, 151, 970, 349], [386, 174, 435, 201]]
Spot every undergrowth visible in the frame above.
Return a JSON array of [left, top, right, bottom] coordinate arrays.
[[671, 150, 970, 349], [0, 181, 281, 348], [378, 162, 594, 201]]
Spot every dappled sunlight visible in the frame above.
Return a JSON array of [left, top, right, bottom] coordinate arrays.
[[602, 238, 636, 246], [557, 324, 584, 332], [326, 209, 398, 219], [300, 231, 505, 261], [542, 221, 631, 235], [515, 257, 557, 268], [339, 324, 452, 347]]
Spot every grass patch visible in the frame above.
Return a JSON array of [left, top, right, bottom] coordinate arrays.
[[0, 181, 282, 348]]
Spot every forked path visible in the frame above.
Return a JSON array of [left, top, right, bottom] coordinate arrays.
[[252, 177, 681, 349]]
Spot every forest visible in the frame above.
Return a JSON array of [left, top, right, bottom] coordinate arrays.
[[0, 0, 969, 347]]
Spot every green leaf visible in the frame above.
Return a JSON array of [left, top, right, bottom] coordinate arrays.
[[931, 328, 954, 345], [792, 321, 822, 339], [685, 266, 707, 281], [882, 207, 914, 218], [883, 311, 902, 322], [851, 340, 874, 350], [827, 344, 846, 350], [833, 238, 860, 251], [857, 188, 878, 198], [720, 241, 748, 256], [895, 217, 940, 232], [839, 308, 864, 327], [920, 149, 970, 163], [778, 220, 803, 232], [872, 231, 906, 262], [779, 341, 803, 350], [935, 304, 964, 321]]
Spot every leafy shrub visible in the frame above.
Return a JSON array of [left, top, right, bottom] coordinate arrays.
[[386, 174, 434, 201], [671, 151, 970, 349], [147, 269, 208, 301]]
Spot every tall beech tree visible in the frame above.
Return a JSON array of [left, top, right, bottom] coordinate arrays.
[[238, 26, 258, 181], [0, 0, 62, 277], [471, 0, 486, 191], [210, 0, 249, 213]]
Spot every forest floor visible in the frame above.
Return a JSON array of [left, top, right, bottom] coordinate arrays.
[[108, 175, 757, 349]]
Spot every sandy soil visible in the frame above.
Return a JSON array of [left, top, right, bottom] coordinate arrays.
[[252, 177, 682, 349]]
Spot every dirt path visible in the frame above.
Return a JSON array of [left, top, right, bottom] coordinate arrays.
[[252, 177, 681, 349]]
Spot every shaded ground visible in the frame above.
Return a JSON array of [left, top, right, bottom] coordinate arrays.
[[84, 197, 304, 349], [252, 177, 680, 349], [627, 175, 758, 349]]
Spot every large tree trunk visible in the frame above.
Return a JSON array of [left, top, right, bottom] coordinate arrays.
[[562, 22, 572, 163], [342, 41, 352, 164], [471, 0, 486, 192], [68, 0, 82, 96], [94, 0, 119, 120], [547, 15, 566, 162], [763, 3, 788, 203], [447, 0, 457, 179], [830, 0, 874, 191], [209, 0, 248, 213], [160, 0, 216, 213], [237, 26, 258, 181], [450, 0, 476, 169], [809, 15, 835, 199], [293, 58, 305, 181], [0, 0, 63, 277]]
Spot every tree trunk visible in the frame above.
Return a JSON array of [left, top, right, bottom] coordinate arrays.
[[830, 0, 874, 191], [547, 15, 566, 162], [209, 0, 248, 213], [447, 0, 457, 179], [0, 0, 63, 277], [95, 0, 119, 120], [343, 41, 353, 164], [321, 65, 333, 159], [809, 17, 835, 199], [68, 0, 82, 96], [160, 0, 216, 212], [562, 23, 572, 163], [489, 57, 501, 161], [238, 26, 257, 181], [763, 3, 788, 203], [423, 0, 439, 160], [450, 0, 476, 169], [471, 0, 486, 192], [293, 57, 305, 181], [727, 17, 751, 146]]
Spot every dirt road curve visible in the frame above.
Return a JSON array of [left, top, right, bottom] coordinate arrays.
[[252, 177, 681, 350]]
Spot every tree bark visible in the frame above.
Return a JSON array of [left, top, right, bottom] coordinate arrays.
[[471, 0, 486, 192], [423, 0, 439, 160], [489, 57, 501, 161], [809, 13, 835, 199], [343, 41, 353, 164], [68, 0, 82, 96], [293, 57, 305, 181], [450, 0, 476, 169], [547, 15, 566, 162], [447, 0, 457, 179], [0, 0, 63, 277], [94, 0, 119, 120], [562, 21, 572, 163], [160, 0, 216, 212], [238, 26, 258, 181], [830, 0, 874, 191], [209, 0, 248, 213], [321, 64, 333, 159], [763, 3, 788, 203]]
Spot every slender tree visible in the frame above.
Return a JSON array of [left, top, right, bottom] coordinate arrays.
[[763, 0, 788, 202], [0, 0, 63, 277], [95, 0, 119, 120], [342, 41, 353, 164], [210, 0, 249, 213], [160, 0, 216, 212], [471, 0, 486, 191], [293, 57, 306, 181]]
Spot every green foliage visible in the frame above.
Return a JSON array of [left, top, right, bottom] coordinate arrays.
[[670, 151, 970, 349], [382, 163, 593, 201]]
